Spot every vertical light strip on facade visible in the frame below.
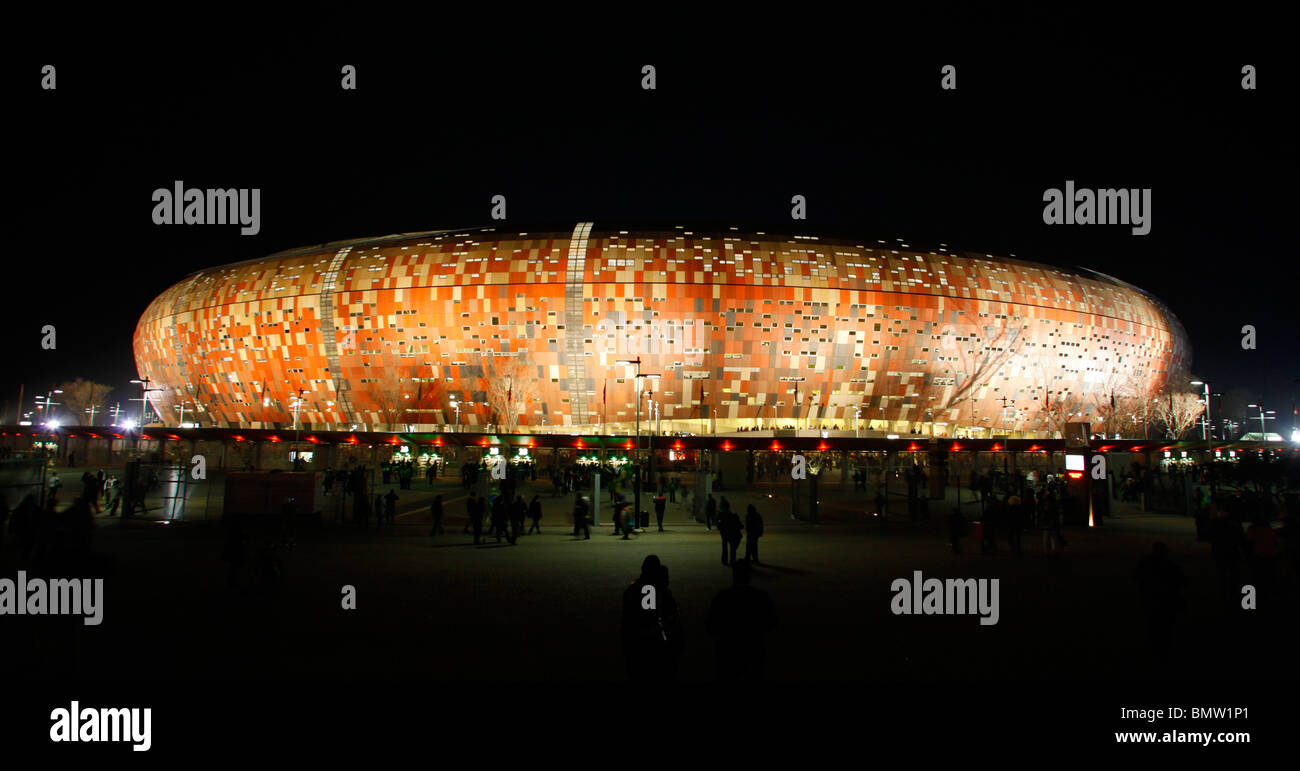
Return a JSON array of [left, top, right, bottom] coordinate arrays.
[[168, 271, 204, 422], [563, 222, 594, 426], [318, 246, 355, 426]]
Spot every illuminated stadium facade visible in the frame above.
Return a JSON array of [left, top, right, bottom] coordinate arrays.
[[133, 223, 1191, 437]]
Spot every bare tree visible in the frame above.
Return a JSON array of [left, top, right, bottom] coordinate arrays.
[[55, 379, 114, 425], [1039, 389, 1088, 438], [484, 357, 539, 432], [935, 318, 1026, 425], [1151, 392, 1205, 439], [363, 357, 407, 431], [1090, 369, 1147, 438]]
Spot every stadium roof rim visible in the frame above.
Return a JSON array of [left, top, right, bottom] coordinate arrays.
[[184, 222, 1135, 289]]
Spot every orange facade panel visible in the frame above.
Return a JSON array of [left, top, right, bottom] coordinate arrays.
[[133, 225, 1191, 434]]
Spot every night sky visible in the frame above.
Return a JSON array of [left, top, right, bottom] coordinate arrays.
[[8, 9, 1297, 430]]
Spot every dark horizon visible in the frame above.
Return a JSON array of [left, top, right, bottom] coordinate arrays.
[[7, 10, 1297, 430]]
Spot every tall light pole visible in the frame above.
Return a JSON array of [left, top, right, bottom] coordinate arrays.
[[1246, 404, 1276, 437], [129, 379, 162, 452], [617, 357, 659, 532], [129, 378, 160, 426], [36, 388, 63, 425], [780, 376, 805, 431], [173, 399, 195, 427], [1190, 380, 1212, 441], [292, 388, 307, 470], [699, 391, 709, 436]]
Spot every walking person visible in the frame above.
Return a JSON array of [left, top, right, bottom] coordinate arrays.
[[705, 561, 776, 681], [384, 489, 398, 528], [1134, 541, 1188, 657], [572, 495, 590, 540], [1207, 502, 1245, 610], [429, 494, 444, 536], [948, 507, 965, 554], [621, 555, 678, 681], [491, 494, 509, 543], [1006, 495, 1023, 558], [654, 493, 667, 532], [47, 471, 62, 509], [1245, 514, 1279, 609], [705, 494, 717, 530], [720, 505, 742, 565], [744, 503, 764, 564], [470, 493, 485, 545], [511, 495, 527, 542], [527, 495, 543, 534], [614, 493, 632, 540]]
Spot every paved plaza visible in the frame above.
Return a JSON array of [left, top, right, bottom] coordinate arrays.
[[6, 464, 1293, 684]]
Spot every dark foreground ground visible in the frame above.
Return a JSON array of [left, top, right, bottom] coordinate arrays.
[[4, 474, 1297, 685]]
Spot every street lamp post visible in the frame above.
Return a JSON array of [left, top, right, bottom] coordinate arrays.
[[1190, 380, 1212, 441], [292, 388, 307, 470], [36, 388, 63, 426], [173, 401, 193, 428], [700, 391, 708, 436], [617, 357, 660, 530], [129, 379, 163, 451], [780, 376, 805, 431], [1246, 404, 1276, 437]]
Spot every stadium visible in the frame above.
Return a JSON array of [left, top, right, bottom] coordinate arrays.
[[133, 223, 1191, 437]]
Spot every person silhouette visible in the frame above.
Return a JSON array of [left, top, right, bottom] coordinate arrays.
[[1134, 541, 1188, 657], [1245, 513, 1279, 610], [384, 489, 398, 527], [528, 495, 543, 534], [621, 555, 676, 681], [705, 561, 775, 681], [1206, 502, 1245, 610], [744, 504, 764, 564], [720, 506, 742, 565], [429, 494, 444, 536]]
